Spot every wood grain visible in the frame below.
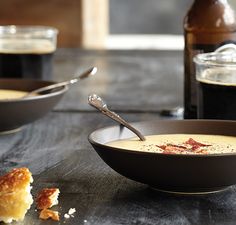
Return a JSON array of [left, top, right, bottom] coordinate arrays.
[[53, 49, 183, 112], [1, 111, 236, 225], [0, 112, 162, 174]]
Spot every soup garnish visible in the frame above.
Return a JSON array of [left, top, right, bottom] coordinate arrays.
[[107, 134, 236, 155]]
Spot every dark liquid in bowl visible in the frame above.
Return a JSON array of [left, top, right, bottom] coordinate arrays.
[[197, 79, 236, 120], [0, 52, 53, 80]]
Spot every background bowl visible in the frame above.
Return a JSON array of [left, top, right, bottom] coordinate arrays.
[[0, 78, 67, 133], [89, 120, 236, 194]]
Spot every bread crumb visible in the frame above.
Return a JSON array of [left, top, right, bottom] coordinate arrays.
[[36, 188, 60, 210], [39, 209, 59, 221], [68, 208, 76, 215], [36, 187, 60, 221], [64, 208, 76, 219], [64, 213, 70, 219]]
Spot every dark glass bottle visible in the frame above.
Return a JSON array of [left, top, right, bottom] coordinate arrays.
[[184, 0, 236, 118]]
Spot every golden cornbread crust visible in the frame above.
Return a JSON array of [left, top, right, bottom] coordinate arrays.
[[36, 188, 59, 210], [0, 168, 32, 193]]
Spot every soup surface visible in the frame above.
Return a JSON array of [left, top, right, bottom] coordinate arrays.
[[0, 89, 28, 100], [107, 134, 236, 155]]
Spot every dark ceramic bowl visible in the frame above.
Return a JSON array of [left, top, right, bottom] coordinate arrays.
[[89, 120, 236, 194], [0, 78, 67, 133]]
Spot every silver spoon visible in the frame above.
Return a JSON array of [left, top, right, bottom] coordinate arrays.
[[25, 67, 97, 98], [88, 94, 146, 141]]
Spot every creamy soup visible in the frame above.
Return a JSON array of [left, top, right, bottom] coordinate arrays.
[[107, 134, 236, 155], [0, 89, 28, 100]]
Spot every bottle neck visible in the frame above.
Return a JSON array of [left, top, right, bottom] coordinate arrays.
[[185, 0, 236, 31]]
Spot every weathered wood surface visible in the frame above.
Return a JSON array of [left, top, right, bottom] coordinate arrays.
[[53, 50, 183, 112], [1, 112, 236, 225], [1, 50, 235, 225]]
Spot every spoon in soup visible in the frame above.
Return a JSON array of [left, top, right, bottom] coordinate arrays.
[[25, 67, 97, 98], [88, 94, 146, 141]]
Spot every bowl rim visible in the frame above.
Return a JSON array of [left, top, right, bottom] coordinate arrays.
[[88, 119, 236, 158]]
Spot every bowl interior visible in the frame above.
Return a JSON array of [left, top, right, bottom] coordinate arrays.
[[0, 78, 66, 98], [90, 120, 236, 145]]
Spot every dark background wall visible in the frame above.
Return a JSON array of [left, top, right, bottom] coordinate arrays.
[[109, 0, 236, 35]]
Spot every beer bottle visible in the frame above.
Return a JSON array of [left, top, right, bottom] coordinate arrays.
[[184, 0, 236, 119]]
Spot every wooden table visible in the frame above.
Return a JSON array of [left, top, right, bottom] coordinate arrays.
[[1, 49, 236, 225]]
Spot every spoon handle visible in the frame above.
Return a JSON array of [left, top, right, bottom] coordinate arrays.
[[102, 108, 146, 141], [88, 94, 146, 141], [26, 67, 97, 97]]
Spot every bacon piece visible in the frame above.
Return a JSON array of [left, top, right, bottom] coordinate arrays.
[[167, 144, 187, 149], [165, 145, 186, 152], [156, 138, 211, 154], [185, 138, 212, 147], [163, 150, 176, 154], [184, 138, 211, 152], [157, 144, 186, 154], [156, 145, 166, 150], [195, 149, 208, 154]]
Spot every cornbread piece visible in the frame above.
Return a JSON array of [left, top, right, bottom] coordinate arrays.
[[0, 168, 33, 223], [39, 209, 59, 221], [36, 188, 60, 210]]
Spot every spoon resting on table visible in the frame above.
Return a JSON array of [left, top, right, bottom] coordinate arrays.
[[88, 94, 146, 141], [25, 67, 97, 98]]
